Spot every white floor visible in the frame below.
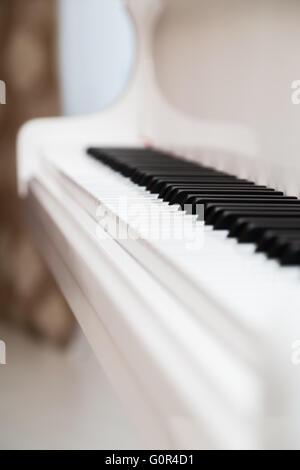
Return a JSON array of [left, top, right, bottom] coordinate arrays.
[[0, 322, 142, 450]]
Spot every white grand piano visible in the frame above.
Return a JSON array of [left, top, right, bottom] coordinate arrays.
[[17, 0, 300, 449]]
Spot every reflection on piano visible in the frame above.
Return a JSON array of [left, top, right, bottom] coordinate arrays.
[[16, 0, 300, 450]]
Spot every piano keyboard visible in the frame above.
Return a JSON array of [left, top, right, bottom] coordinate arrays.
[[40, 144, 300, 341], [87, 147, 300, 266], [29, 144, 300, 447], [38, 144, 300, 346]]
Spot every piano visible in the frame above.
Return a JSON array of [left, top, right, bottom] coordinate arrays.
[[16, 0, 300, 449]]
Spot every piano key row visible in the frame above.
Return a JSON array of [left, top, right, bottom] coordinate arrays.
[[87, 147, 300, 267]]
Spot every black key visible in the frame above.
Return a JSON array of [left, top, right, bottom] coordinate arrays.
[[186, 195, 297, 205], [206, 203, 300, 223], [160, 184, 266, 200], [267, 233, 300, 259], [230, 218, 300, 243], [134, 171, 218, 185], [184, 196, 298, 216], [213, 210, 300, 230], [169, 189, 284, 206], [176, 197, 300, 217], [256, 230, 300, 253], [148, 176, 248, 192], [279, 241, 300, 265]]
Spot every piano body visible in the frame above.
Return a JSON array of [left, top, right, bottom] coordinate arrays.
[[17, 0, 300, 449]]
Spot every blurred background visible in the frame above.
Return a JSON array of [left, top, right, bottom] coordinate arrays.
[[0, 0, 140, 450], [0, 0, 71, 346]]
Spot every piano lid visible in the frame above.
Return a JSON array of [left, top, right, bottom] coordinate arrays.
[[125, 0, 300, 196], [17, 0, 300, 198]]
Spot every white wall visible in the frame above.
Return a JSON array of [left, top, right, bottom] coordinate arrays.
[[154, 0, 300, 167], [58, 0, 135, 115]]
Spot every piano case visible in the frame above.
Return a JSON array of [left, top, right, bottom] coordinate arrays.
[[17, 0, 300, 449]]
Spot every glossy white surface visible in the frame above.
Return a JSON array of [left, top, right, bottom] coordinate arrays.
[[23, 145, 300, 448]]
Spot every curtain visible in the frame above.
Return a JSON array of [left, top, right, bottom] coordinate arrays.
[[0, 0, 74, 345]]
